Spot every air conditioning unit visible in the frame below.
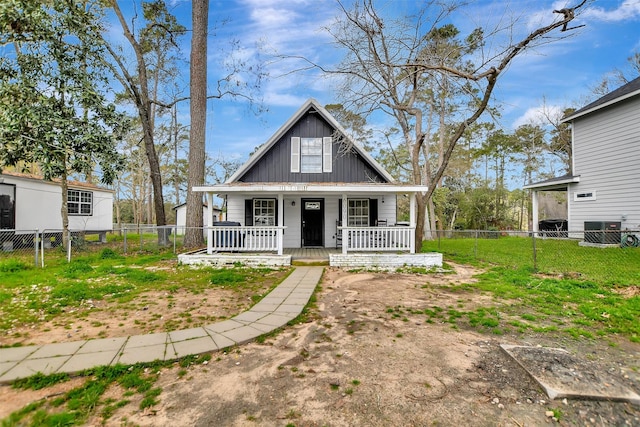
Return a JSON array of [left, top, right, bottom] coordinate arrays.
[[584, 221, 621, 245]]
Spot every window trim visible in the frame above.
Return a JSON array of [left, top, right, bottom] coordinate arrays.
[[253, 198, 276, 226], [68, 189, 93, 216], [574, 191, 596, 201], [347, 198, 369, 227], [290, 136, 333, 173]]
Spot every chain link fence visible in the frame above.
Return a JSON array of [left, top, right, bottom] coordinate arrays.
[[0, 226, 210, 266], [423, 229, 640, 286], [3, 227, 640, 285]]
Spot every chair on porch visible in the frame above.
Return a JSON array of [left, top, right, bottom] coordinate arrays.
[[373, 219, 387, 247]]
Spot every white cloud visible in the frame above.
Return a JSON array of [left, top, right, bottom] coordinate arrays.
[[512, 104, 564, 129], [583, 0, 640, 22]]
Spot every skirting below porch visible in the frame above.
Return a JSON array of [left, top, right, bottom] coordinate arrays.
[[178, 248, 442, 269]]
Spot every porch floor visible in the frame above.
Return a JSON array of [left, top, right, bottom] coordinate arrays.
[[284, 247, 341, 261]]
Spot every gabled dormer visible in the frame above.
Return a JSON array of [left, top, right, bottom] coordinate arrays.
[[229, 99, 393, 184]]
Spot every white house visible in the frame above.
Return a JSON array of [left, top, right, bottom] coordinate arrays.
[[525, 77, 640, 243], [0, 171, 114, 245], [187, 99, 440, 268]]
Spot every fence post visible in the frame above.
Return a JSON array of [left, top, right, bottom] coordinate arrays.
[[173, 226, 176, 254], [532, 231, 537, 272], [67, 237, 72, 263], [474, 230, 478, 258], [123, 227, 128, 254], [34, 230, 39, 267], [41, 230, 45, 268]]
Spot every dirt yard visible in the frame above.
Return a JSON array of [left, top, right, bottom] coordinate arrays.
[[1, 264, 639, 426]]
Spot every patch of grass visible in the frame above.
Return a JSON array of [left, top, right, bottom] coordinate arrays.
[[0, 259, 32, 273], [12, 372, 70, 390]]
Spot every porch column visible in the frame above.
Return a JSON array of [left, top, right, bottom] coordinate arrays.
[[409, 193, 416, 254], [277, 194, 284, 255], [342, 193, 348, 255], [206, 192, 214, 254], [531, 190, 539, 233]]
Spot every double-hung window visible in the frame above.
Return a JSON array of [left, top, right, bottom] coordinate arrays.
[[348, 199, 369, 226], [300, 138, 323, 173], [253, 199, 276, 226], [291, 136, 333, 173], [68, 189, 92, 216]]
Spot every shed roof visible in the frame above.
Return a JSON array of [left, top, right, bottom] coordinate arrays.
[[0, 171, 114, 192]]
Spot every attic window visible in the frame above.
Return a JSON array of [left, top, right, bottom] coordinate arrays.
[[574, 191, 596, 201], [291, 137, 333, 173]]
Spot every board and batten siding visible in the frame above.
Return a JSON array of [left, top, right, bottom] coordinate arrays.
[[238, 110, 387, 183], [569, 96, 640, 231]]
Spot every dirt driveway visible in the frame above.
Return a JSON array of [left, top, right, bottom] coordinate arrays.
[[2, 264, 639, 426]]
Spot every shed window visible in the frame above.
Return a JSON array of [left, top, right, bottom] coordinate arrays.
[[68, 190, 92, 216], [348, 199, 369, 226]]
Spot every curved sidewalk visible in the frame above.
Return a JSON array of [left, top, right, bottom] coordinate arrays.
[[0, 266, 324, 384]]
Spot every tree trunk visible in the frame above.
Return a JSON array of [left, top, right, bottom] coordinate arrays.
[[184, 0, 208, 249]]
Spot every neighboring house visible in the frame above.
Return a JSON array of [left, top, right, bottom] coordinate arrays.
[[0, 171, 113, 246], [173, 202, 221, 235], [192, 98, 432, 266], [525, 77, 640, 239]]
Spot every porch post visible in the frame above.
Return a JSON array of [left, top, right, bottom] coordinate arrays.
[[206, 192, 214, 254], [531, 190, 539, 233], [277, 194, 284, 255], [409, 193, 416, 254], [342, 193, 348, 255]]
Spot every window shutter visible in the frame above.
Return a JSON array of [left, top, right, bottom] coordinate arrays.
[[338, 198, 342, 224], [291, 137, 300, 173], [322, 137, 332, 173], [369, 199, 378, 226], [244, 199, 253, 226]]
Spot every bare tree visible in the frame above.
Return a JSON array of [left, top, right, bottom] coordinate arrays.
[[323, 0, 587, 248], [106, 1, 186, 243]]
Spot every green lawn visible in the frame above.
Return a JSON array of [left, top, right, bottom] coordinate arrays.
[[423, 235, 640, 342]]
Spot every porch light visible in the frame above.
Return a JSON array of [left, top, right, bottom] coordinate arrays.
[[291, 200, 296, 206]]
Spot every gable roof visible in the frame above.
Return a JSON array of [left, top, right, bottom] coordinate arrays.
[[227, 99, 395, 183], [562, 76, 640, 123]]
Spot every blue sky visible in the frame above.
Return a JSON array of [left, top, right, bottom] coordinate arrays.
[[109, 0, 640, 167]]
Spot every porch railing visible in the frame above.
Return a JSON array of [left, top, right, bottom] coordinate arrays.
[[339, 226, 414, 252], [206, 226, 285, 253]]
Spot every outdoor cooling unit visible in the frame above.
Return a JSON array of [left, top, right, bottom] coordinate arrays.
[[584, 221, 621, 245]]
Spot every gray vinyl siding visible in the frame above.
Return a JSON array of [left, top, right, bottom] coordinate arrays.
[[568, 96, 640, 231], [238, 110, 387, 183]]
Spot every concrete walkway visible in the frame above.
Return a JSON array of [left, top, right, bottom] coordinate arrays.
[[0, 267, 324, 384]]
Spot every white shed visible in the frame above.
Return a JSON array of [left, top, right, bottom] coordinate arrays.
[[0, 171, 114, 234], [173, 203, 221, 235]]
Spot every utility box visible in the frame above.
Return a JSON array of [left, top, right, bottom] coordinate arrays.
[[584, 221, 621, 245]]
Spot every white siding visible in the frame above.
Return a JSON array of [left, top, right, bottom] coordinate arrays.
[[223, 194, 398, 249], [226, 195, 246, 224], [284, 199, 301, 248], [569, 97, 640, 231], [2, 174, 113, 231]]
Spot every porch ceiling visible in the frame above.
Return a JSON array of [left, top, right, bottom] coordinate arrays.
[[193, 182, 428, 195]]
